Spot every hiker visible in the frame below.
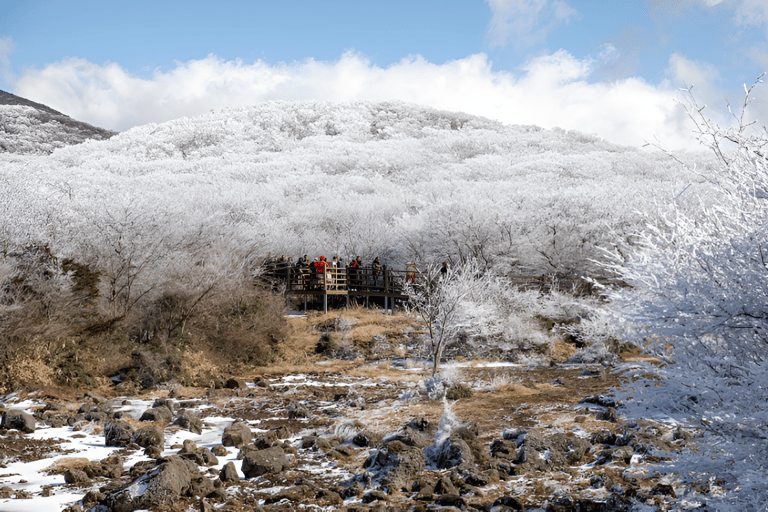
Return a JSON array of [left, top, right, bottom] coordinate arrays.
[[371, 257, 383, 288], [314, 256, 329, 289], [296, 255, 310, 289], [350, 256, 362, 289], [329, 255, 340, 289], [406, 262, 417, 283]]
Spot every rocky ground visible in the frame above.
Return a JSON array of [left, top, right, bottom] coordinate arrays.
[[0, 348, 696, 512]]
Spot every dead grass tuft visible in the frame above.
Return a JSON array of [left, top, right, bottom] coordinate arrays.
[[44, 457, 92, 475]]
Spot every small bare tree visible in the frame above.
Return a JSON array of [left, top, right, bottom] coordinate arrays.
[[404, 259, 486, 376]]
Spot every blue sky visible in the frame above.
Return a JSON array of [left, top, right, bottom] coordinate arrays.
[[2, 0, 767, 148]]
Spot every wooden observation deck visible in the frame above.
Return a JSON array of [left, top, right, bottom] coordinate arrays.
[[266, 266, 414, 313]]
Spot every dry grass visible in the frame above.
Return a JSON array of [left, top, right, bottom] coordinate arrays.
[[43, 457, 92, 475]]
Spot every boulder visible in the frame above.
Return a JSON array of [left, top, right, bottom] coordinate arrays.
[[222, 421, 252, 448], [105, 455, 200, 511], [174, 410, 203, 435], [225, 377, 248, 389], [179, 439, 219, 466], [363, 440, 426, 492], [382, 417, 435, 448], [104, 421, 135, 447], [490, 438, 518, 460], [434, 476, 456, 495], [64, 468, 91, 485], [132, 425, 165, 451], [219, 461, 239, 484], [140, 406, 173, 426], [287, 401, 310, 419], [1, 410, 35, 433], [252, 430, 278, 449], [140, 456, 199, 507], [188, 475, 215, 497], [548, 433, 593, 465], [426, 436, 475, 470], [241, 446, 292, 478]]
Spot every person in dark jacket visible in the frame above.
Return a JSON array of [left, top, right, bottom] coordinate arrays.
[[371, 257, 383, 288]]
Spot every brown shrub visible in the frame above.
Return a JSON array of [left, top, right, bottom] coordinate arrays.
[[199, 287, 288, 368]]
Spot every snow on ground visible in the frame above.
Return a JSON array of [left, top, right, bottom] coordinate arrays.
[[0, 395, 243, 511]]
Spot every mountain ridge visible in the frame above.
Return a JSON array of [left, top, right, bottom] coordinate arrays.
[[0, 89, 118, 154]]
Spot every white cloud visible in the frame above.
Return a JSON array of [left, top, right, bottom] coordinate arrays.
[[13, 50, 715, 150], [485, 0, 578, 50], [734, 0, 768, 34]]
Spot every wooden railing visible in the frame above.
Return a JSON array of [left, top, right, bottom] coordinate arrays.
[[260, 263, 622, 312], [278, 266, 413, 296]]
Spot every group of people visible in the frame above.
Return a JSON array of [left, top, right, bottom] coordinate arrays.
[[261, 253, 387, 290]]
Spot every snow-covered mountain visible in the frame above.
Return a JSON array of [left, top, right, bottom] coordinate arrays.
[[0, 90, 117, 154], [1, 99, 714, 274]]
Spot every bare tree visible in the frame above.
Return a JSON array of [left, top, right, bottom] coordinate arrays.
[[404, 259, 486, 376]]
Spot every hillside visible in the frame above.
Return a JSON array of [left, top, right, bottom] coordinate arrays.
[[0, 90, 117, 154], [2, 100, 716, 274]]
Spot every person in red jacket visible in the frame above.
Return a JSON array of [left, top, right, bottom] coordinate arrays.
[[314, 256, 329, 288]]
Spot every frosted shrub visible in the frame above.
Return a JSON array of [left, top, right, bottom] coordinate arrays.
[[608, 78, 768, 508]]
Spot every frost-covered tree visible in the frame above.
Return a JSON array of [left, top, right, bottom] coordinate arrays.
[[404, 259, 489, 376], [608, 76, 768, 508]]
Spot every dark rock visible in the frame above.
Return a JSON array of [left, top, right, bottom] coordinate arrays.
[[132, 425, 165, 450], [514, 431, 569, 472], [490, 438, 518, 460], [342, 481, 365, 499], [1, 410, 35, 433], [596, 407, 619, 423], [64, 468, 91, 485], [434, 476, 456, 495], [140, 406, 173, 426], [175, 410, 203, 435], [427, 436, 475, 469], [108, 456, 199, 510], [493, 495, 524, 510], [315, 488, 343, 506], [241, 446, 291, 478], [212, 445, 228, 457], [287, 401, 310, 419], [361, 489, 388, 503], [592, 429, 617, 446], [651, 483, 677, 498], [363, 440, 425, 492], [579, 394, 616, 408], [104, 421, 135, 447], [253, 430, 278, 449], [188, 475, 215, 497], [273, 425, 291, 439], [225, 377, 247, 389], [222, 421, 252, 448], [434, 494, 466, 508], [219, 461, 239, 484]]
